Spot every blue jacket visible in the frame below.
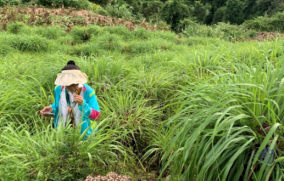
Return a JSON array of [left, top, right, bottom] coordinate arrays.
[[50, 84, 100, 139]]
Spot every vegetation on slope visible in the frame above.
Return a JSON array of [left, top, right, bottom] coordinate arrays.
[[1, 5, 284, 181]]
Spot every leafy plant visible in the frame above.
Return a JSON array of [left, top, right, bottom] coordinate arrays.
[[9, 35, 50, 52], [7, 22, 26, 34]]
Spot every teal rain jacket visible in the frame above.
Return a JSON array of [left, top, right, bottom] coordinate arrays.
[[50, 84, 100, 139]]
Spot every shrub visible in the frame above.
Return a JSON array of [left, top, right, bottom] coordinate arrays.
[[182, 22, 257, 41], [70, 26, 101, 44], [0, 0, 21, 6], [243, 11, 284, 32], [153, 30, 177, 42], [0, 44, 15, 56], [35, 0, 92, 10], [7, 22, 26, 34], [89, 0, 111, 6], [105, 3, 134, 21], [9, 35, 50, 52], [71, 43, 101, 56], [128, 40, 159, 54], [0, 121, 134, 180], [132, 27, 153, 40], [35, 26, 67, 39], [99, 90, 162, 156], [96, 33, 122, 51], [103, 26, 133, 41]]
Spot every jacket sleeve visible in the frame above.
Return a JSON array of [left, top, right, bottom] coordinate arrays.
[[50, 87, 57, 114], [78, 90, 100, 120], [50, 86, 60, 114]]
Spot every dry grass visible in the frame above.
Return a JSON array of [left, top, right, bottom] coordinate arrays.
[[0, 4, 158, 32]]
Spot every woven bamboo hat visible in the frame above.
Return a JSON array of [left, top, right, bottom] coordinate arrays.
[[54, 61, 88, 86]]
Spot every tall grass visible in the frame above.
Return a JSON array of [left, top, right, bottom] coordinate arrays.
[[1, 22, 284, 180]]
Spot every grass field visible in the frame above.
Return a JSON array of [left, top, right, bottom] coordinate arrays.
[[1, 21, 284, 181]]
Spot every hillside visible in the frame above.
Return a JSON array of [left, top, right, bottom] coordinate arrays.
[[1, 3, 284, 181]]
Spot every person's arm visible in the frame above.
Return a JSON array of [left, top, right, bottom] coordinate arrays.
[[78, 90, 100, 120], [50, 86, 60, 114]]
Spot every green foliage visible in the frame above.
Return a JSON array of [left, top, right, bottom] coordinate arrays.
[[71, 42, 101, 56], [182, 22, 257, 41], [35, 0, 92, 9], [7, 22, 26, 34], [2, 21, 284, 181], [34, 26, 67, 39], [0, 44, 15, 56], [9, 35, 50, 52], [105, 3, 134, 20], [161, 0, 192, 32], [0, 120, 134, 180], [89, 0, 111, 6], [103, 25, 133, 41], [243, 11, 284, 32], [70, 26, 101, 44], [225, 0, 245, 24], [127, 40, 159, 54], [140, 1, 164, 20], [92, 0, 284, 32], [99, 89, 162, 156], [158, 56, 284, 180], [96, 32, 122, 51], [132, 27, 153, 39], [213, 6, 226, 24], [193, 1, 211, 23], [0, 0, 21, 6], [257, 0, 284, 17]]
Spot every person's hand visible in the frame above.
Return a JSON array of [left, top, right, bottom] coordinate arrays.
[[74, 95, 84, 105], [40, 106, 53, 116]]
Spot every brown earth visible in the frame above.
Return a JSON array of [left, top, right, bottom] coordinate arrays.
[[83, 171, 160, 181], [0, 4, 158, 31], [84, 172, 133, 181], [246, 32, 284, 42]]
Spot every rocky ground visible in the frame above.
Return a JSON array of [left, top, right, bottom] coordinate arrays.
[[84, 172, 133, 181]]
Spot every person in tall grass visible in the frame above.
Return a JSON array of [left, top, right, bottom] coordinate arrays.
[[40, 60, 100, 139]]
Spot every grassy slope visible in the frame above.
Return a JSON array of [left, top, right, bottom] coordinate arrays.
[[0, 23, 284, 180]]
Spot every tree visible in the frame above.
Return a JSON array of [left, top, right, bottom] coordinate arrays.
[[89, 0, 112, 6], [225, 0, 245, 24], [141, 1, 164, 20], [160, 0, 192, 32], [213, 6, 226, 23], [193, 1, 211, 23]]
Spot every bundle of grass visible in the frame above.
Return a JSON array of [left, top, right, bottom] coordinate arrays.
[[34, 26, 67, 40], [132, 27, 153, 40], [96, 32, 122, 51], [0, 118, 135, 180], [152, 30, 177, 42], [70, 26, 101, 44], [70, 43, 102, 57], [80, 56, 130, 93], [103, 25, 133, 41], [0, 44, 15, 56], [99, 89, 163, 157], [7, 22, 26, 34], [9, 35, 50, 52], [128, 40, 159, 54]]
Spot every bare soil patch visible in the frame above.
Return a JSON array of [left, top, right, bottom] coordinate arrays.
[[84, 172, 133, 181], [247, 32, 284, 42]]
